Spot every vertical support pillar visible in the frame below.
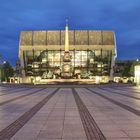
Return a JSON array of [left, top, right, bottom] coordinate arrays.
[[22, 51, 27, 83], [33, 49, 35, 61], [23, 51, 26, 76], [101, 49, 103, 76], [74, 48, 75, 75], [60, 48, 61, 67], [110, 51, 115, 81], [87, 49, 89, 73], [80, 50, 82, 67]]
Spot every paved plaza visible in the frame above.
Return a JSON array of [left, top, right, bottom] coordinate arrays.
[[0, 85, 140, 140]]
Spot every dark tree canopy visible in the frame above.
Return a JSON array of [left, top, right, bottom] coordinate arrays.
[[3, 61, 14, 81], [122, 61, 133, 77]]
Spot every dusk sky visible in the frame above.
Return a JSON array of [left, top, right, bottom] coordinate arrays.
[[0, 0, 140, 66]]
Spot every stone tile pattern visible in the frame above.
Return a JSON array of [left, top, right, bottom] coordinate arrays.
[[0, 86, 140, 139]]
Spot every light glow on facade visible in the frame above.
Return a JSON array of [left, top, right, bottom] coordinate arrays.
[[135, 65, 140, 85], [18, 21, 116, 84]]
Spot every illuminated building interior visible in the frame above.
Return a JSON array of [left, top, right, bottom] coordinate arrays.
[[23, 50, 112, 78]]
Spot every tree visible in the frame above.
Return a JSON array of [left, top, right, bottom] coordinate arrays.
[[0, 54, 2, 65], [0, 54, 4, 82], [122, 61, 133, 77], [3, 61, 14, 82]]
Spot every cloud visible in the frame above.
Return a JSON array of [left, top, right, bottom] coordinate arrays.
[[0, 0, 140, 65]]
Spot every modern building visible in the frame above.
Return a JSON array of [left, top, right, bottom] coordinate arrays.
[[18, 21, 117, 84], [135, 65, 140, 85]]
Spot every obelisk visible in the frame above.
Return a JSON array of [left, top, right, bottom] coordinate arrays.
[[65, 18, 69, 52], [62, 18, 72, 78]]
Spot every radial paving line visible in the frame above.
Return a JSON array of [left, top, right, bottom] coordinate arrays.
[[0, 88, 59, 140], [111, 87, 140, 94], [0, 87, 19, 92], [0, 88, 33, 96], [99, 88, 140, 100], [86, 88, 140, 117], [72, 88, 106, 140], [0, 88, 45, 106]]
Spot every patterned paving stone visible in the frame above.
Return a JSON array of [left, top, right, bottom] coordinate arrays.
[[0, 85, 139, 140]]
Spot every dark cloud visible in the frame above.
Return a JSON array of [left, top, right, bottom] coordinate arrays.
[[0, 0, 140, 65]]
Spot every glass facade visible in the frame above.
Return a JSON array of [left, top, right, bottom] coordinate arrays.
[[23, 49, 112, 79]]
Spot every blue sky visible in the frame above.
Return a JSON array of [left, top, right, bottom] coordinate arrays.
[[0, 0, 140, 65]]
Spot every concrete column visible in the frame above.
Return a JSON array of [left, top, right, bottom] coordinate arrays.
[[110, 53, 115, 81]]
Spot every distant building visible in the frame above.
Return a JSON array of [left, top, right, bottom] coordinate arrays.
[[18, 21, 117, 84], [135, 65, 140, 85]]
